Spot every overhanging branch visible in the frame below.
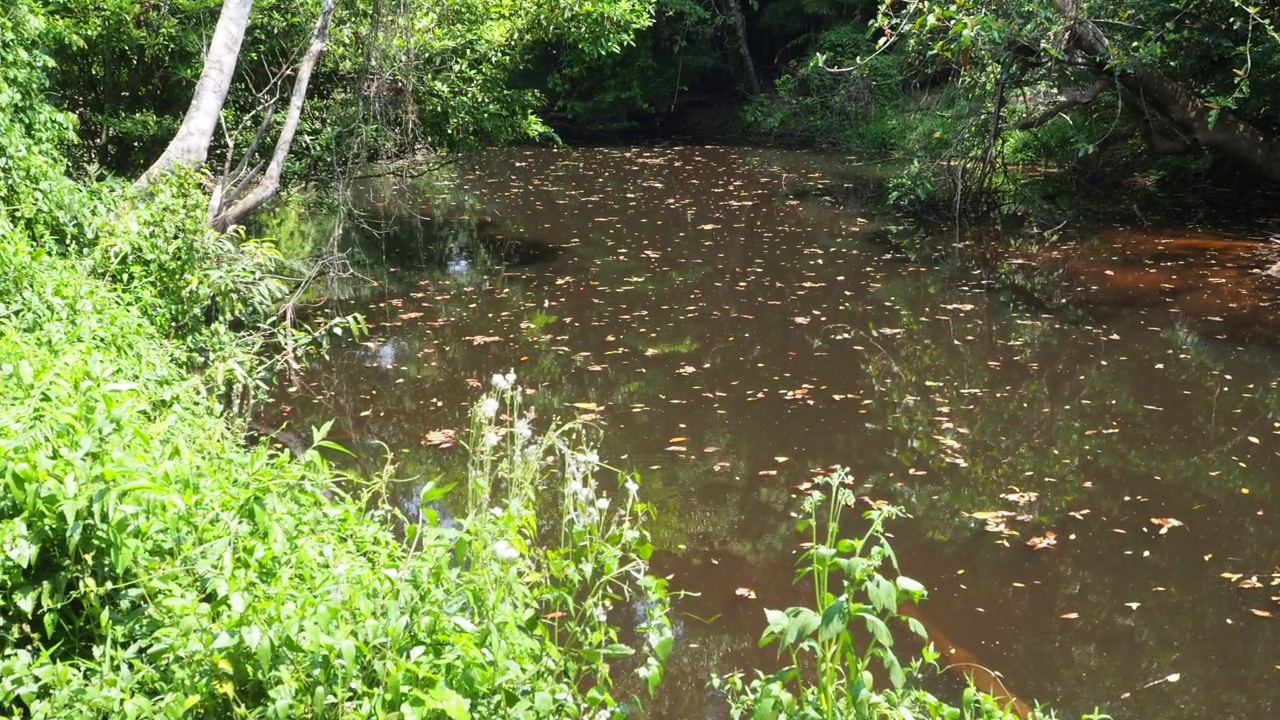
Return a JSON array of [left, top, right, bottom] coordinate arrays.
[[1049, 0, 1280, 180], [1015, 78, 1112, 130]]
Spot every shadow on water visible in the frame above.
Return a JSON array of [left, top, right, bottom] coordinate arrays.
[[258, 145, 1280, 720], [344, 212, 563, 286]]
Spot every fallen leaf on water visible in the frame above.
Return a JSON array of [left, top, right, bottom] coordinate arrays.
[[421, 429, 457, 449], [1060, 612, 1079, 619], [735, 587, 756, 599], [664, 445, 687, 452], [1150, 517, 1185, 534], [774, 456, 790, 463], [463, 335, 504, 345], [1251, 609, 1274, 618], [1002, 489, 1039, 504], [668, 437, 688, 443], [1124, 602, 1141, 610], [1026, 532, 1057, 550], [968, 510, 1015, 521], [542, 611, 567, 620], [570, 402, 601, 411]]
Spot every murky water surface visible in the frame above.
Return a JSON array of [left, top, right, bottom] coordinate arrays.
[[263, 146, 1280, 718]]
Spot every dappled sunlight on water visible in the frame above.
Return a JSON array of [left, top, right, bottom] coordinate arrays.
[[261, 146, 1280, 719]]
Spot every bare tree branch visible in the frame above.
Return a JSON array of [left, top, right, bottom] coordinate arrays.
[[212, 0, 338, 231], [1015, 78, 1112, 130]]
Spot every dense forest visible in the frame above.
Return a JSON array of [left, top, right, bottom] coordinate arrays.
[[2, 0, 1277, 717]]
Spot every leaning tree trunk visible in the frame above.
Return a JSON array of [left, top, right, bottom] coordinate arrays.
[[1051, 0, 1280, 180], [211, 0, 337, 231], [137, 0, 254, 186], [724, 0, 760, 96]]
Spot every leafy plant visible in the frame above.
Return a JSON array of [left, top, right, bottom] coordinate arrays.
[[712, 470, 1107, 719]]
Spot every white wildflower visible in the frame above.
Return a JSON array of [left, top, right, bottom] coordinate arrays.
[[482, 429, 500, 448], [514, 417, 532, 439], [596, 497, 610, 512], [491, 373, 511, 390], [504, 370, 517, 385], [624, 479, 639, 497], [493, 540, 520, 560], [479, 397, 500, 418]]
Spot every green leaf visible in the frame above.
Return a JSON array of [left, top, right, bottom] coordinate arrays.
[[862, 613, 894, 649], [654, 633, 674, 662], [818, 597, 850, 642], [600, 643, 635, 658], [426, 685, 471, 720], [906, 615, 928, 640], [784, 607, 820, 647]]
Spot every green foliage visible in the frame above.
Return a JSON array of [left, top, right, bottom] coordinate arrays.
[[0, 2, 79, 244], [2, 19, 675, 714], [0, 231, 673, 716], [870, 0, 1280, 196], [41, 0, 659, 177], [742, 25, 910, 152], [540, 0, 720, 128], [712, 472, 1101, 719]]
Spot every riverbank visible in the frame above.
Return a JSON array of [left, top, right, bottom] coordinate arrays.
[[0, 200, 675, 716], [1, 19, 673, 708]]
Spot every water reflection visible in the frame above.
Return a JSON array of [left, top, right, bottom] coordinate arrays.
[[260, 146, 1280, 719]]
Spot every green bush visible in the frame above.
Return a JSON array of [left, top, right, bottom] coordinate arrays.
[[0, 235, 673, 716], [742, 26, 908, 152]]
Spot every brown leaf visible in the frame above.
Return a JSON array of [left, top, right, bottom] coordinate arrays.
[[1150, 517, 1185, 534], [1025, 531, 1057, 551], [421, 429, 457, 449]]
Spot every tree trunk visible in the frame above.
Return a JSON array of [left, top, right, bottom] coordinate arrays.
[[724, 0, 760, 96], [211, 0, 337, 231], [137, 0, 254, 186], [1050, 0, 1280, 180]]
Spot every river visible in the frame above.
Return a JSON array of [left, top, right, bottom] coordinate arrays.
[[259, 145, 1280, 719]]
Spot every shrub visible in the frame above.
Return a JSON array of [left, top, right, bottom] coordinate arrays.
[[0, 240, 673, 717]]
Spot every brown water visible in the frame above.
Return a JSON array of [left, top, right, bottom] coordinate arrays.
[[261, 146, 1280, 719]]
